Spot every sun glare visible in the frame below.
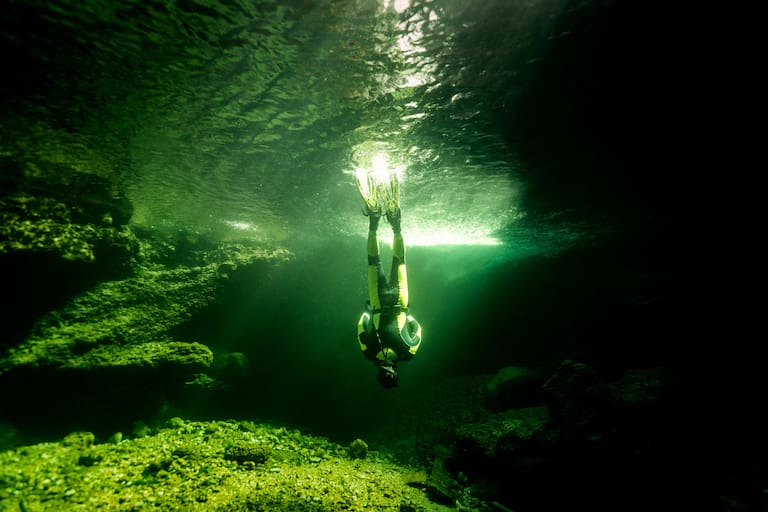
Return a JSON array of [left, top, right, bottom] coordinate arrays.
[[381, 227, 502, 247]]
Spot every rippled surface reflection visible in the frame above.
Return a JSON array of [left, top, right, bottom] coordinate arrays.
[[2, 0, 587, 252]]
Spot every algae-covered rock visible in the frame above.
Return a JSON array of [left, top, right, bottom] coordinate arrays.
[[211, 352, 249, 380], [0, 164, 295, 447], [224, 440, 272, 465], [131, 420, 151, 438], [349, 438, 368, 459], [1, 163, 292, 378], [1, 182, 141, 354], [0, 241, 290, 376], [0, 157, 133, 227], [61, 431, 95, 449], [0, 191, 138, 264], [106, 432, 123, 444]]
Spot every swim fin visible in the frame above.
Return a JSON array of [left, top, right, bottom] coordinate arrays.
[[354, 171, 381, 216], [377, 172, 400, 217]]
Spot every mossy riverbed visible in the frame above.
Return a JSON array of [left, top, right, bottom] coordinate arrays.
[[0, 418, 456, 512]]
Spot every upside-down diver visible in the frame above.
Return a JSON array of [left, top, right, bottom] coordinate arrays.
[[354, 171, 422, 389]]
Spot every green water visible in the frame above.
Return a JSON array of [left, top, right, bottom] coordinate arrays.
[[1, 0, 693, 439]]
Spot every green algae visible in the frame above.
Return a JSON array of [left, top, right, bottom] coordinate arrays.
[[0, 418, 453, 512]]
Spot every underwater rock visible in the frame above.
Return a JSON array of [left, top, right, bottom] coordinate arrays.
[[184, 372, 218, 390], [348, 438, 368, 459], [0, 189, 138, 264], [55, 341, 214, 372], [61, 431, 95, 450], [131, 420, 151, 438], [485, 365, 548, 411], [1, 201, 291, 373], [212, 351, 249, 379], [144, 341, 214, 370], [402, 469, 428, 488], [0, 157, 133, 227], [0, 187, 140, 353], [439, 360, 698, 511], [224, 440, 272, 465], [452, 406, 549, 474], [163, 417, 186, 430], [0, 183, 293, 448], [426, 457, 461, 505]]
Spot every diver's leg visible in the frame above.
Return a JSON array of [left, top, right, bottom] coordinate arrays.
[[387, 209, 409, 309], [367, 214, 385, 312]]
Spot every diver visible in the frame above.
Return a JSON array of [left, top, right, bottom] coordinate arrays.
[[355, 171, 423, 389]]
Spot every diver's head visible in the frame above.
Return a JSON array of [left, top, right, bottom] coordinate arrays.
[[376, 362, 399, 389]]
